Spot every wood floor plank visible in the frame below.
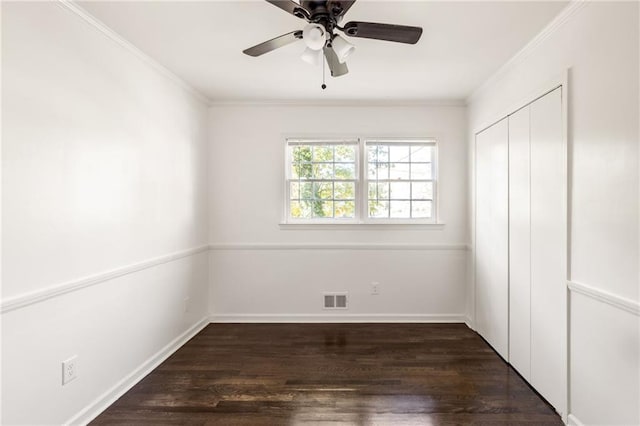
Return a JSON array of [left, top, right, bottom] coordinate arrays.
[[91, 324, 562, 425]]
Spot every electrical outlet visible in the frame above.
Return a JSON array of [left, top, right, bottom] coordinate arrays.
[[62, 356, 78, 385], [183, 297, 190, 313], [371, 282, 380, 295]]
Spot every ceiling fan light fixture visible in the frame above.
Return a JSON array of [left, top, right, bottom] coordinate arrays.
[[302, 23, 326, 50], [331, 34, 355, 63], [301, 46, 323, 66]]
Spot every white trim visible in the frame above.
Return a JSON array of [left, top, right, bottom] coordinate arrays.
[[208, 242, 469, 251], [56, 0, 210, 106], [1, 245, 210, 314], [278, 222, 446, 229], [568, 281, 640, 316], [209, 314, 466, 323], [464, 315, 474, 331], [567, 414, 586, 426], [65, 317, 210, 426], [467, 0, 587, 104], [209, 99, 467, 108]]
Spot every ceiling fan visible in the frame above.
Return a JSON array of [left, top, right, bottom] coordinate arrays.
[[242, 0, 423, 79]]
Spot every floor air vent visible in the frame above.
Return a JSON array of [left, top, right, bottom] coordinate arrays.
[[324, 293, 348, 309]]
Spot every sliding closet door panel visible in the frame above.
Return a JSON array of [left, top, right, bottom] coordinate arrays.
[[530, 87, 564, 412], [475, 118, 509, 359], [508, 106, 531, 379]]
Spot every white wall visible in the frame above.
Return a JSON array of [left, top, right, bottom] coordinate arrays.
[[208, 104, 469, 321], [1, 2, 209, 424], [468, 2, 639, 424]]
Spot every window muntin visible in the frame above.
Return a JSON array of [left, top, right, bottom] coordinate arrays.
[[366, 140, 436, 221], [286, 140, 359, 220]]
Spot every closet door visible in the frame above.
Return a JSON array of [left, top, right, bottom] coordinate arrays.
[[530, 87, 565, 414], [508, 106, 531, 379], [475, 118, 509, 359]]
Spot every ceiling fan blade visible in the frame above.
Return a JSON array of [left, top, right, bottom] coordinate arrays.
[[243, 31, 303, 57], [328, 0, 356, 17], [323, 46, 349, 77], [265, 0, 310, 19], [343, 21, 423, 44]]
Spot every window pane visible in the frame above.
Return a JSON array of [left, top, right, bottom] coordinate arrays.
[[314, 182, 333, 200], [334, 182, 354, 199], [377, 145, 389, 162], [292, 163, 313, 179], [377, 163, 389, 180], [368, 182, 377, 199], [368, 162, 377, 179], [313, 163, 333, 179], [412, 182, 433, 200], [411, 146, 431, 162], [390, 182, 410, 199], [389, 163, 410, 180], [335, 145, 355, 162], [335, 201, 355, 218], [370, 182, 390, 199], [292, 200, 313, 218], [390, 201, 411, 218], [367, 146, 377, 162], [389, 145, 410, 162], [378, 182, 389, 199], [411, 163, 432, 180], [313, 145, 333, 162], [292, 146, 312, 162], [300, 182, 314, 199], [290, 182, 299, 199], [312, 201, 333, 218], [369, 200, 389, 218], [412, 201, 432, 218], [335, 163, 355, 180]]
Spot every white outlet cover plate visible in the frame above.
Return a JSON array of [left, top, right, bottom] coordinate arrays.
[[62, 355, 78, 385]]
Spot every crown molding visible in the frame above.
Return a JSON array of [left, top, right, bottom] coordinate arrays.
[[57, 0, 212, 106], [208, 99, 467, 108], [467, 0, 588, 105]]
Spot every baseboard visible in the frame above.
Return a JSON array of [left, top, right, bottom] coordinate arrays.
[[567, 414, 585, 426], [65, 317, 210, 426], [209, 313, 466, 323], [464, 315, 475, 330]]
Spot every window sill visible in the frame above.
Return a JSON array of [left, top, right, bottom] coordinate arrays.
[[279, 222, 446, 230]]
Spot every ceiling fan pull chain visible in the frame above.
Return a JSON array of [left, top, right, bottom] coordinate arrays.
[[321, 53, 327, 90]]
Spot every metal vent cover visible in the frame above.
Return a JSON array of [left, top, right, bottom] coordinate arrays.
[[324, 293, 348, 309]]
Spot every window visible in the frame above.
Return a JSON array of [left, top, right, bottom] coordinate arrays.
[[284, 137, 437, 224], [286, 139, 359, 221], [366, 139, 436, 220]]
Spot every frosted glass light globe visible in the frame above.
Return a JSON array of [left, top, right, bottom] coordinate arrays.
[[303, 24, 326, 51]]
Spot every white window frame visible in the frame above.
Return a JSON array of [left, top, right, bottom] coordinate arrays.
[[283, 136, 439, 225]]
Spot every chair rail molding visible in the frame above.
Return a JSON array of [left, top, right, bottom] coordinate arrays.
[[567, 280, 640, 316], [1, 245, 210, 314], [208, 242, 470, 251]]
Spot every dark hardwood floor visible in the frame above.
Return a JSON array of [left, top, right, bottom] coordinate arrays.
[[91, 324, 562, 425]]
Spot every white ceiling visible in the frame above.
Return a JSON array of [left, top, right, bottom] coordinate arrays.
[[78, 0, 568, 102]]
